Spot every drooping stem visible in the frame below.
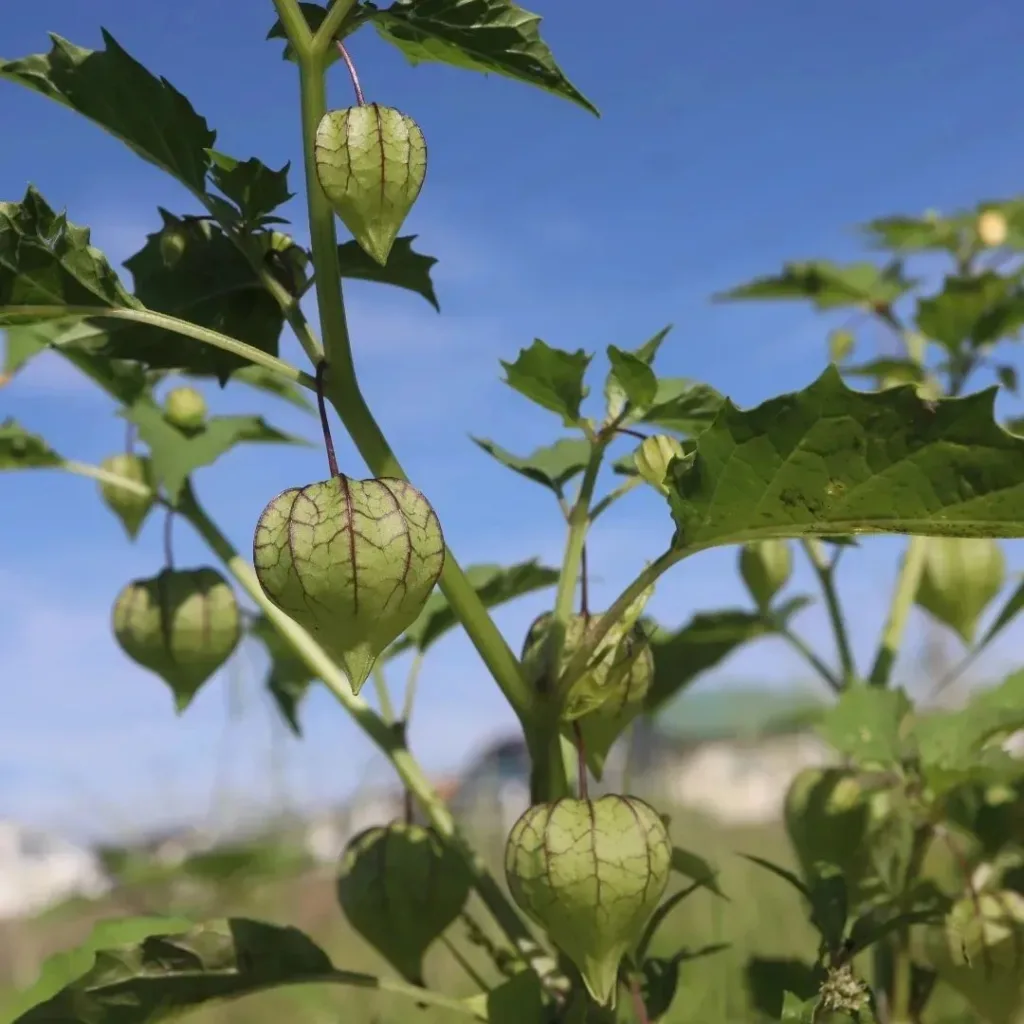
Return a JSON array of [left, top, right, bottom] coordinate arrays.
[[163, 508, 176, 569], [336, 42, 365, 104], [629, 975, 650, 1024], [868, 535, 928, 687], [440, 935, 489, 994], [573, 721, 589, 801], [801, 538, 856, 686], [315, 359, 340, 477], [615, 426, 648, 441]]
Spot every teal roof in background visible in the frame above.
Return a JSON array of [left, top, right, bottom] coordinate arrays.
[[654, 685, 827, 744]]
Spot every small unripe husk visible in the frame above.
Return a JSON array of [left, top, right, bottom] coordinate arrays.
[[505, 795, 671, 1007], [98, 453, 155, 538], [739, 539, 792, 610], [337, 823, 470, 985], [253, 475, 444, 694], [164, 386, 208, 431], [113, 567, 241, 709]]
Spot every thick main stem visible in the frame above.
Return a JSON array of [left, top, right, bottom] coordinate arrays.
[[291, 34, 536, 729]]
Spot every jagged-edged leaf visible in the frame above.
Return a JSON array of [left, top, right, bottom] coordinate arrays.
[[227, 365, 314, 412], [500, 339, 591, 426], [632, 324, 673, 366], [716, 260, 914, 310], [637, 379, 725, 436], [0, 32, 215, 191], [249, 615, 316, 736], [0, 187, 138, 323], [862, 212, 973, 254], [387, 559, 559, 658], [370, 0, 597, 115], [336, 235, 440, 311], [11, 917, 479, 1023], [606, 344, 657, 409], [0, 418, 62, 470], [124, 401, 311, 502], [470, 436, 590, 494], [666, 367, 1024, 554], [909, 669, 1024, 794], [818, 687, 912, 767], [916, 271, 1024, 352], [207, 151, 293, 226]]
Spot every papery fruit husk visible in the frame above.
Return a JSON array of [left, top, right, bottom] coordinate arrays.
[[99, 452, 155, 538], [739, 538, 792, 610], [504, 795, 671, 1008], [337, 823, 471, 985], [112, 566, 241, 710], [253, 475, 444, 694]]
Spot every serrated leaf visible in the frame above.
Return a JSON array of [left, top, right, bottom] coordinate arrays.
[[0, 32, 215, 191], [716, 260, 914, 311], [606, 345, 657, 409], [666, 367, 1024, 554], [228, 365, 315, 412], [125, 402, 310, 502], [207, 151, 293, 226], [337, 234, 440, 310], [10, 917, 465, 1024], [370, 0, 597, 115], [500, 339, 591, 426], [818, 687, 912, 767], [387, 559, 559, 658], [632, 325, 673, 366], [645, 610, 771, 713], [915, 537, 1006, 643], [637, 379, 724, 436], [916, 272, 1024, 352], [0, 186, 138, 323], [910, 669, 1024, 795], [249, 615, 316, 736], [470, 436, 590, 494], [0, 418, 62, 469], [862, 211, 972, 254]]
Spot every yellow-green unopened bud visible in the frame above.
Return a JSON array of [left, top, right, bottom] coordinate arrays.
[[977, 210, 1008, 247], [164, 386, 208, 431], [633, 435, 684, 495]]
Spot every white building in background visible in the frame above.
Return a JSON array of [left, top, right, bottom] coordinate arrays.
[[0, 820, 111, 919]]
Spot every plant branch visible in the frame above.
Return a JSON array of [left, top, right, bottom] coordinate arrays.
[[591, 476, 642, 521], [868, 535, 928, 687], [0, 305, 316, 390], [370, 663, 396, 723], [401, 651, 425, 724], [311, 0, 359, 54], [801, 538, 856, 685], [772, 620, 841, 693], [289, 39, 537, 727], [63, 459, 158, 498]]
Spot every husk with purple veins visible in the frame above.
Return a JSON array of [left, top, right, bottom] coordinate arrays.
[[112, 566, 241, 709], [504, 795, 671, 1008], [252, 474, 445, 694], [337, 823, 471, 985]]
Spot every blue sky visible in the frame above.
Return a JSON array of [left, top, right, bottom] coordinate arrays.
[[3, 0, 1024, 843]]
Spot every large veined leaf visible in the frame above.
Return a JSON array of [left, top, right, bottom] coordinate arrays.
[[666, 367, 1024, 553]]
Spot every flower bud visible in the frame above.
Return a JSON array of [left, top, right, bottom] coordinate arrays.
[[505, 795, 671, 1007], [977, 210, 1008, 247], [315, 105, 427, 266], [337, 823, 470, 985], [739, 539, 792, 610], [99, 453, 155, 538], [633, 434, 685, 495], [113, 567, 241, 709], [253, 475, 444, 693], [164, 386, 208, 431]]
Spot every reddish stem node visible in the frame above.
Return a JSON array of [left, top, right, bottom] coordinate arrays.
[[336, 42, 365, 105]]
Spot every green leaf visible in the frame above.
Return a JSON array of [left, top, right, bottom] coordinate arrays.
[[671, 846, 726, 899], [631, 325, 674, 366], [635, 949, 728, 1022], [6, 916, 193, 1020], [500, 339, 591, 426], [11, 917, 476, 1024], [636, 884, 701, 962], [862, 211, 972, 254], [337, 235, 440, 311], [915, 537, 1006, 643], [485, 969, 545, 1024], [0, 418, 61, 470], [741, 854, 812, 900], [370, 0, 597, 115], [996, 364, 1019, 394], [716, 260, 914, 311], [2, 325, 47, 378], [745, 958, 821, 1020], [637, 379, 725, 436], [387, 559, 559, 658], [666, 367, 1024, 554], [0, 32, 215, 191], [0, 186, 138, 323], [606, 345, 658, 409], [125, 402, 310, 502], [845, 884, 950, 955], [916, 272, 1024, 352], [818, 687, 912, 767], [646, 610, 770, 713], [843, 358, 926, 386], [207, 151, 293, 226], [470, 436, 591, 495], [228, 365, 315, 412], [249, 615, 316, 736], [974, 576, 1024, 657], [780, 990, 819, 1023], [910, 669, 1024, 795]]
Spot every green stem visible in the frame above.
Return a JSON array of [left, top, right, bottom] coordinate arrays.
[[868, 535, 928, 687], [801, 538, 856, 686], [370, 663, 396, 723], [774, 622, 841, 693], [287, 15, 536, 728], [401, 651, 425, 724], [168, 483, 536, 960], [64, 459, 156, 498], [0, 305, 315, 390], [590, 476, 642, 522]]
